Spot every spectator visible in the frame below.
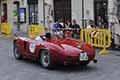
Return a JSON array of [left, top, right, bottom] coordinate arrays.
[[87, 20, 96, 28], [52, 20, 63, 33], [59, 18, 65, 28], [1, 16, 7, 22], [71, 19, 80, 38], [48, 19, 54, 33], [65, 19, 72, 28], [96, 16, 104, 27], [104, 15, 108, 28], [71, 19, 80, 28], [63, 19, 72, 37]]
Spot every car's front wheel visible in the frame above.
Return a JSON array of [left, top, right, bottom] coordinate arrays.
[[13, 41, 22, 60], [79, 61, 89, 66], [40, 50, 53, 69]]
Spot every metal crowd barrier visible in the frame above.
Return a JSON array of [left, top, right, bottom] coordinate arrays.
[[80, 28, 112, 55], [28, 24, 45, 38], [1, 23, 11, 37]]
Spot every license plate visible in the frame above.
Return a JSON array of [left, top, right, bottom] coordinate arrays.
[[79, 52, 88, 61]]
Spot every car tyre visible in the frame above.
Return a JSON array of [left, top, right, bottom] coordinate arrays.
[[40, 50, 53, 69], [13, 41, 22, 60], [79, 61, 89, 66]]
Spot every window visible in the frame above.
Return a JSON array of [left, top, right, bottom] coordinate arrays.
[[118, 6, 120, 16], [13, 1, 20, 23], [94, 0, 108, 26], [28, 0, 38, 24], [54, 0, 71, 21], [117, 0, 120, 17], [1, 3, 7, 22]]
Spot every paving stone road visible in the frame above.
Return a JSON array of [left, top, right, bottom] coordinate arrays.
[[0, 37, 120, 80]]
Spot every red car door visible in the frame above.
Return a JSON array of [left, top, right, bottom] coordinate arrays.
[[24, 40, 37, 60]]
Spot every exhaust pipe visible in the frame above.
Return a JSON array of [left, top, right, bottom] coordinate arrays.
[[93, 59, 97, 63]]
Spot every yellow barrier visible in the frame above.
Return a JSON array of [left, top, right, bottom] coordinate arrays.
[[1, 23, 11, 37], [80, 28, 112, 55], [28, 24, 45, 38]]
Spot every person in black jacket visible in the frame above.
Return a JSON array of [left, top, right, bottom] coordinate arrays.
[[71, 19, 80, 38]]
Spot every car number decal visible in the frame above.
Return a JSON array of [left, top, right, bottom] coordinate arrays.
[[79, 52, 88, 61], [29, 42, 36, 53]]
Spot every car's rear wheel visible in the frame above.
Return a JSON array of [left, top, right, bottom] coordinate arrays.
[[13, 41, 22, 60], [40, 50, 53, 69]]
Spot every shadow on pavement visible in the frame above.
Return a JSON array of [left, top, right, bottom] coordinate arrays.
[[14, 58, 98, 73]]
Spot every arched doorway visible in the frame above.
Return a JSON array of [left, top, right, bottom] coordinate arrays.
[[54, 0, 71, 22]]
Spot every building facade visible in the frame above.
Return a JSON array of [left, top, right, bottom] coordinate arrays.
[[0, 0, 45, 32], [0, 0, 110, 32], [108, 0, 120, 46]]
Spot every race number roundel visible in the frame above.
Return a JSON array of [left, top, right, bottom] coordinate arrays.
[[29, 43, 36, 53]]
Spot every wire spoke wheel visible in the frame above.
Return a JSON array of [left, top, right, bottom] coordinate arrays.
[[13, 42, 22, 60], [40, 50, 53, 69]]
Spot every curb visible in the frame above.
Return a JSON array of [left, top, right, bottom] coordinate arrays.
[[0, 35, 14, 40]]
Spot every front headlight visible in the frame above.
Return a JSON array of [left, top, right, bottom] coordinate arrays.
[[77, 45, 82, 48]]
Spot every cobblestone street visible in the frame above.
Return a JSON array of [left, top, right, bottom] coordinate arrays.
[[0, 37, 120, 80]]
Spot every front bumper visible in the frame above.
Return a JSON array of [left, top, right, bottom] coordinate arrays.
[[62, 54, 97, 65]]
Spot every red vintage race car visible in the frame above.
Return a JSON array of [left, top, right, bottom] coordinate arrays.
[[13, 33, 97, 69]]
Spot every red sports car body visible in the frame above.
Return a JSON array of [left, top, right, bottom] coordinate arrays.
[[13, 34, 97, 69]]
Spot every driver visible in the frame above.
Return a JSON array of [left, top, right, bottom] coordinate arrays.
[[45, 32, 52, 39], [35, 36, 44, 43]]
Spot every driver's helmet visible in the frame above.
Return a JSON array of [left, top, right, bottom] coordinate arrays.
[[45, 32, 52, 39]]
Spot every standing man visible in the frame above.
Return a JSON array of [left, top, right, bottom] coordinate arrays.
[[96, 16, 104, 28], [71, 19, 80, 38], [46, 16, 54, 33]]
